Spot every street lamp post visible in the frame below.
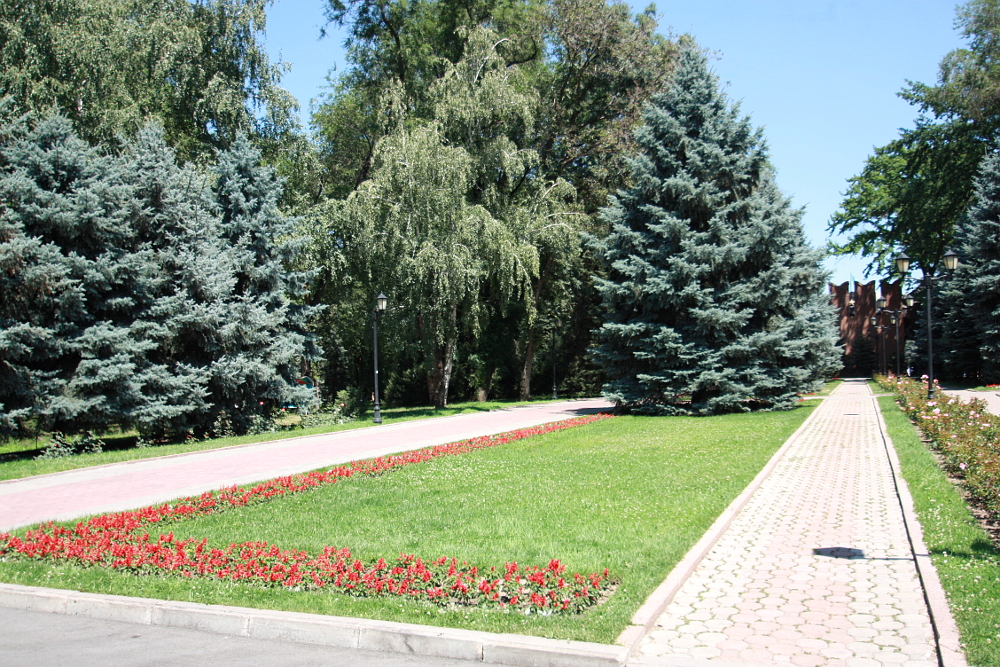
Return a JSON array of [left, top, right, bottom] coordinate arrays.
[[372, 292, 388, 424], [894, 251, 958, 400], [551, 318, 561, 400], [870, 315, 887, 376], [874, 294, 910, 378]]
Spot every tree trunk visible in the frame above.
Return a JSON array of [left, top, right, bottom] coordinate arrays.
[[426, 305, 458, 408], [476, 366, 495, 402], [519, 326, 536, 401], [518, 255, 553, 401]]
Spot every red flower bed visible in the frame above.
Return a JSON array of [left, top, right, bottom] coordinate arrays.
[[878, 375, 1000, 517], [0, 414, 615, 613]]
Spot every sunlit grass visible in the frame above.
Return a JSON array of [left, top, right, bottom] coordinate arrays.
[[800, 380, 843, 398], [879, 396, 1000, 666], [0, 405, 815, 643]]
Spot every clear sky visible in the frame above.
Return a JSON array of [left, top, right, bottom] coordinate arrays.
[[263, 0, 967, 286]]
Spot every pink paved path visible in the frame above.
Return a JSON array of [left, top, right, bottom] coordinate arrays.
[[0, 399, 611, 531]]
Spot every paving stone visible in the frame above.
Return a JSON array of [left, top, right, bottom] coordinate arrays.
[[627, 380, 949, 667]]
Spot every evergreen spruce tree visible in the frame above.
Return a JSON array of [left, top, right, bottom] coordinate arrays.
[[1, 116, 321, 437], [208, 135, 321, 431], [942, 151, 1000, 383], [590, 44, 840, 415], [0, 113, 140, 432], [113, 125, 221, 436]]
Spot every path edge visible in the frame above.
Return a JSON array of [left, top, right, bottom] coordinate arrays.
[[0, 582, 627, 667], [869, 387, 968, 667], [615, 396, 829, 657]]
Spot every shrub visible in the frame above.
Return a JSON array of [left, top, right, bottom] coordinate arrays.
[[878, 374, 1000, 517]]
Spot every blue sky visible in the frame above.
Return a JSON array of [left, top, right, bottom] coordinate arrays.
[[263, 0, 966, 286]]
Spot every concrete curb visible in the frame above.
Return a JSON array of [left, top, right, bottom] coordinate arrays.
[[613, 398, 828, 658], [870, 390, 968, 667], [0, 582, 627, 667]]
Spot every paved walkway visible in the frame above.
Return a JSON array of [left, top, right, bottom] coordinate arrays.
[[940, 387, 1000, 416], [628, 379, 961, 667], [0, 399, 610, 531]]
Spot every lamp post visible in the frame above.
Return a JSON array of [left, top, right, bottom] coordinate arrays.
[[894, 251, 958, 400], [874, 294, 910, 378], [372, 292, 388, 424], [551, 318, 561, 400], [870, 315, 887, 376]]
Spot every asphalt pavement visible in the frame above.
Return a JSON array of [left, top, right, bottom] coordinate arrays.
[[0, 606, 475, 667]]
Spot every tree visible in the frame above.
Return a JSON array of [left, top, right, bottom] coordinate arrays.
[[323, 114, 534, 407], [202, 135, 322, 431], [590, 44, 840, 415], [0, 0, 297, 162], [940, 152, 1000, 383], [903, 0, 1000, 135], [310, 3, 677, 402], [0, 112, 142, 433], [533, 0, 675, 214], [0, 112, 320, 437], [828, 119, 987, 278]]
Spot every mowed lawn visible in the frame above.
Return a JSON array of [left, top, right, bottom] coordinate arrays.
[[0, 406, 816, 644], [878, 396, 1000, 667]]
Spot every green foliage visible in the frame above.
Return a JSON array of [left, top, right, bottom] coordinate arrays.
[[828, 120, 986, 277], [34, 431, 105, 460], [903, 0, 1000, 135], [938, 152, 1000, 382], [307, 1, 678, 405], [0, 113, 319, 439], [590, 44, 841, 415], [0, 0, 297, 163]]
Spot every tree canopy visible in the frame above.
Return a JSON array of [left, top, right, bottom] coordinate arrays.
[[0, 0, 296, 162], [0, 113, 318, 438], [590, 44, 841, 414]]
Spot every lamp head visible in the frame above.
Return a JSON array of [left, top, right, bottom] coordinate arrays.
[[942, 249, 959, 272], [876, 296, 887, 310], [904, 293, 915, 308], [870, 315, 877, 326], [375, 293, 388, 313], [894, 252, 911, 274]]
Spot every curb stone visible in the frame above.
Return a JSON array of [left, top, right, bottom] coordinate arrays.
[[0, 582, 627, 667]]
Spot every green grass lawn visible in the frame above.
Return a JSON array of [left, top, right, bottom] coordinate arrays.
[[0, 405, 815, 644], [879, 396, 1000, 667], [0, 399, 561, 482], [802, 379, 843, 397]]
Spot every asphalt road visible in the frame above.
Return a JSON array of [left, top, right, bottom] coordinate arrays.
[[0, 606, 476, 667]]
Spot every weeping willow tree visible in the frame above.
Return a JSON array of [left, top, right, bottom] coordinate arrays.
[[310, 28, 588, 407]]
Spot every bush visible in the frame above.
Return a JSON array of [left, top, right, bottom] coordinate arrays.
[[878, 374, 1000, 517], [35, 432, 105, 460]]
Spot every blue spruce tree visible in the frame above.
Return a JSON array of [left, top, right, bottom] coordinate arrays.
[[207, 135, 321, 432], [941, 152, 1000, 383], [0, 113, 140, 432], [1, 116, 321, 438], [590, 44, 840, 415]]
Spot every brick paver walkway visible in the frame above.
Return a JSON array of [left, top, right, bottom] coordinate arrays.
[[0, 399, 610, 531], [629, 379, 956, 667]]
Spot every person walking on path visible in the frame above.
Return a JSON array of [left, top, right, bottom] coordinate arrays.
[[0, 399, 610, 532], [629, 378, 964, 667]]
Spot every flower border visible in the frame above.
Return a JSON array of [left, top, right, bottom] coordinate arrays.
[[1, 413, 616, 613]]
